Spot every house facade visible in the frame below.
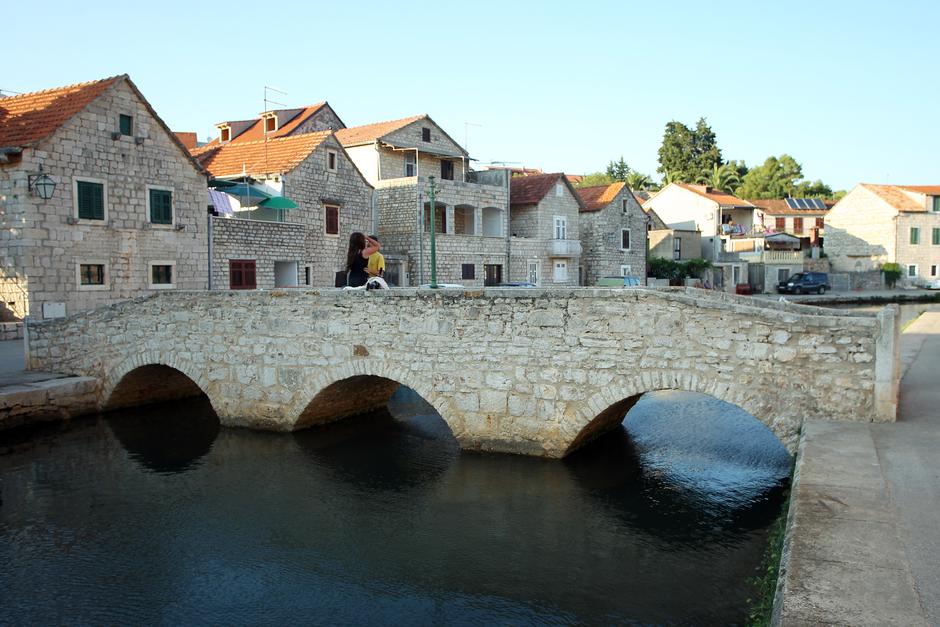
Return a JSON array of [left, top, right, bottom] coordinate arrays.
[[648, 229, 702, 263], [509, 173, 583, 286], [193, 131, 373, 289], [576, 182, 648, 284], [826, 183, 940, 286], [338, 115, 510, 286], [747, 197, 829, 246], [0, 75, 208, 320]]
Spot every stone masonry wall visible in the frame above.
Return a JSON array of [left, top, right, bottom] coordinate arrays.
[[211, 218, 308, 289], [27, 289, 898, 458], [579, 188, 648, 285], [0, 78, 208, 319]]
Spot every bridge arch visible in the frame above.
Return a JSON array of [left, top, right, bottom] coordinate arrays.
[[102, 353, 217, 413], [289, 359, 460, 437], [564, 371, 793, 457]]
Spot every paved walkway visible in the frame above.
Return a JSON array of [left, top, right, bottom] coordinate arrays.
[[0, 339, 65, 388], [776, 313, 940, 625]]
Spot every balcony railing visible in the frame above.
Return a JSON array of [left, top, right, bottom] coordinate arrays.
[[738, 250, 804, 263], [547, 239, 582, 257]]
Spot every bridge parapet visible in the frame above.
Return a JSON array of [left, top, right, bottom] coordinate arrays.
[[25, 287, 898, 457]]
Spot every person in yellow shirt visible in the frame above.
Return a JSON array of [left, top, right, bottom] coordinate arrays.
[[366, 234, 385, 278]]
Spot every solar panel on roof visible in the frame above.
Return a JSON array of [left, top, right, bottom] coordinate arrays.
[[811, 198, 826, 209], [786, 198, 799, 209]]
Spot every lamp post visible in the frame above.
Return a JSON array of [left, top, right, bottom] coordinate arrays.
[[428, 175, 438, 288]]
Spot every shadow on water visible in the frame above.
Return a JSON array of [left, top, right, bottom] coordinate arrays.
[[104, 397, 220, 474]]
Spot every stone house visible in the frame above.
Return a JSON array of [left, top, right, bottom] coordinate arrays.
[[0, 74, 208, 321], [509, 173, 584, 286], [826, 183, 940, 286], [203, 102, 345, 148], [192, 131, 373, 289], [575, 182, 648, 284], [648, 228, 702, 263], [337, 115, 510, 286], [746, 197, 829, 245]]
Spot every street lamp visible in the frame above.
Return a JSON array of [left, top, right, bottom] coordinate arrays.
[[28, 165, 56, 200]]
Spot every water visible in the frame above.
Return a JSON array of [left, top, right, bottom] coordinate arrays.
[[0, 388, 791, 625], [829, 302, 940, 329]]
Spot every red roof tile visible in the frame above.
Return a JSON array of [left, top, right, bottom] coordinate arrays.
[[576, 182, 626, 212], [510, 172, 585, 209], [335, 115, 425, 146], [897, 185, 940, 195], [0, 76, 122, 148], [860, 184, 929, 213], [194, 131, 332, 177], [746, 198, 830, 215], [174, 132, 197, 150], [676, 183, 753, 207]]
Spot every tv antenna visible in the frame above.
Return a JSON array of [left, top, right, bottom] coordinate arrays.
[[263, 86, 288, 175]]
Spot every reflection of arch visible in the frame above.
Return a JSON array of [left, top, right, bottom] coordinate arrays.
[[103, 354, 214, 412], [290, 360, 459, 438], [564, 372, 791, 456]]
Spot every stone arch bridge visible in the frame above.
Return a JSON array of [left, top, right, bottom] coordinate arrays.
[[25, 288, 899, 457]]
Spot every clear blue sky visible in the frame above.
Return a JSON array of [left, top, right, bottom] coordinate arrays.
[[5, 0, 938, 190]]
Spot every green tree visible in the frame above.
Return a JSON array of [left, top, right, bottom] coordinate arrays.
[[696, 162, 742, 192], [795, 179, 834, 198], [626, 171, 652, 190], [606, 157, 631, 182], [657, 117, 723, 182], [574, 172, 615, 187], [736, 154, 805, 199]]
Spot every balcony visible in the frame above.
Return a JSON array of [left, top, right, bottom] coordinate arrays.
[[738, 250, 804, 263], [547, 239, 582, 257]]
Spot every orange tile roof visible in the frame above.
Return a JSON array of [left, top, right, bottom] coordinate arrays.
[[860, 184, 928, 213], [746, 198, 830, 215], [335, 115, 425, 146], [676, 183, 753, 207], [193, 131, 332, 177], [897, 185, 940, 195], [576, 182, 626, 212], [0, 75, 122, 148], [174, 132, 197, 150]]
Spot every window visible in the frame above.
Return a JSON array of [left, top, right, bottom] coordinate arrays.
[[910, 227, 920, 245], [555, 183, 563, 197], [793, 217, 803, 234], [733, 265, 741, 285], [621, 198, 628, 214], [76, 261, 108, 291], [775, 217, 786, 231], [816, 217, 824, 228], [405, 152, 416, 177], [620, 228, 631, 250], [264, 116, 277, 133], [303, 265, 312, 286], [673, 237, 681, 260], [74, 178, 106, 221], [932, 265, 938, 277], [421, 127, 431, 142], [554, 216, 567, 240], [461, 263, 475, 280], [907, 264, 918, 278], [325, 205, 339, 235], [148, 261, 175, 289], [553, 260, 568, 282], [327, 150, 338, 172], [441, 160, 454, 181], [229, 260, 257, 290], [933, 197, 940, 212], [777, 268, 790, 282], [119, 114, 133, 136], [220, 127, 231, 143], [148, 187, 173, 225], [620, 265, 632, 277], [933, 228, 940, 245]]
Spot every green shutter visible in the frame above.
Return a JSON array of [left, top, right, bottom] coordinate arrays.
[[77, 181, 104, 220], [933, 197, 940, 212], [119, 114, 133, 136], [933, 228, 940, 245], [149, 189, 172, 224], [911, 227, 920, 245]]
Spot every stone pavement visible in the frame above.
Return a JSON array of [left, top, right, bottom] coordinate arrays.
[[775, 313, 940, 626], [0, 338, 66, 388]]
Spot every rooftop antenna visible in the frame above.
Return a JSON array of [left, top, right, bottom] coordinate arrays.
[[264, 85, 288, 175]]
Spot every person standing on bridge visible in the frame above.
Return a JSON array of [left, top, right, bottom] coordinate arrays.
[[366, 234, 385, 279], [346, 232, 381, 287]]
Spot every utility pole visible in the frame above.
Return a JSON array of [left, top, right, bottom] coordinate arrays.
[[428, 176, 438, 288]]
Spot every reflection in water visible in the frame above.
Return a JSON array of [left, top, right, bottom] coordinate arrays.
[[104, 397, 220, 474], [0, 387, 790, 625]]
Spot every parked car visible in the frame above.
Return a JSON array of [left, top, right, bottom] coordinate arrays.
[[596, 276, 642, 287], [777, 272, 831, 294]]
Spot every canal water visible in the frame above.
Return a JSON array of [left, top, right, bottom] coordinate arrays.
[[828, 301, 940, 330], [0, 388, 791, 625]]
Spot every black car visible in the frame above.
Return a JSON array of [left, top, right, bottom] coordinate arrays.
[[777, 272, 831, 294]]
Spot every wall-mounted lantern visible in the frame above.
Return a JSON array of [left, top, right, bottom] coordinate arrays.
[[28, 165, 56, 200]]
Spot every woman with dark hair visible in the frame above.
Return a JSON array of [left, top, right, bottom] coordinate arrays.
[[346, 232, 381, 287]]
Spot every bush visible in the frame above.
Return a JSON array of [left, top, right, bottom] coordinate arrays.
[[882, 262, 902, 288], [649, 258, 713, 285]]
